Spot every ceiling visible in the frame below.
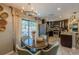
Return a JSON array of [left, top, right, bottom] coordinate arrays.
[[5, 3, 79, 21]]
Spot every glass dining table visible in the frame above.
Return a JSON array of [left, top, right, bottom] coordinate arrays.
[[22, 38, 48, 54]]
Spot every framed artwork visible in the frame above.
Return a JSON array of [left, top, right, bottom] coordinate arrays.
[[0, 19, 7, 31], [0, 5, 8, 32], [0, 12, 8, 19], [0, 5, 3, 12], [72, 23, 78, 32]]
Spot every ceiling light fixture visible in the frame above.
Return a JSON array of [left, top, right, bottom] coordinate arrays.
[[70, 12, 77, 24], [22, 3, 38, 17], [21, 3, 40, 18], [21, 7, 25, 12], [31, 7, 34, 10], [57, 8, 61, 11], [22, 7, 25, 10], [59, 16, 62, 18]]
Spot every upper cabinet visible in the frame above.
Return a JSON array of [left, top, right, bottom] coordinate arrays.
[[60, 19, 68, 32]]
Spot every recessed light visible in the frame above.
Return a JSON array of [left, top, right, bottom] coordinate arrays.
[[59, 16, 62, 18], [31, 7, 34, 10], [22, 7, 25, 9], [57, 8, 61, 11]]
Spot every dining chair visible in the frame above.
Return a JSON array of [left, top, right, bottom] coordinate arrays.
[[34, 50, 41, 55], [16, 45, 41, 55], [42, 45, 59, 55], [21, 36, 29, 47], [16, 45, 33, 55]]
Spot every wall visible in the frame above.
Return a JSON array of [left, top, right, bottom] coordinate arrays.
[[0, 4, 13, 54], [11, 7, 22, 47]]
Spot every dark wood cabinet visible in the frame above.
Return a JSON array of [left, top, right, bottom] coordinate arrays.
[[60, 34, 72, 48], [46, 21, 61, 37], [60, 19, 68, 31]]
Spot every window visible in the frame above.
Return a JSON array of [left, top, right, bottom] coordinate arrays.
[[21, 19, 37, 46], [22, 20, 29, 36]]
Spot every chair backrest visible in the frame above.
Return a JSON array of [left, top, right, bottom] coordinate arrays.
[[42, 45, 59, 55], [16, 45, 41, 55], [34, 50, 41, 55], [16, 45, 33, 55], [21, 36, 29, 47], [17, 49, 32, 55], [48, 45, 59, 55]]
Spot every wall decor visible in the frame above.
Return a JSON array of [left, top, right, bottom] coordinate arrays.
[[0, 12, 8, 19], [72, 23, 78, 32], [0, 19, 7, 31], [0, 5, 3, 12], [0, 16, 2, 20], [0, 5, 8, 32]]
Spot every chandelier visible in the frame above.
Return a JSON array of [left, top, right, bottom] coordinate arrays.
[[22, 3, 37, 17], [70, 12, 77, 24]]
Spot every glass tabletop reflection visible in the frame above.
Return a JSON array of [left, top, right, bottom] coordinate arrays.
[[24, 38, 33, 47], [23, 38, 39, 53]]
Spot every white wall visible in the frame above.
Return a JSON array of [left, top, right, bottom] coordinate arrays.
[[0, 4, 13, 54]]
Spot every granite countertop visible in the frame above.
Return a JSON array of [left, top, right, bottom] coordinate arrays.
[[61, 32, 74, 35]]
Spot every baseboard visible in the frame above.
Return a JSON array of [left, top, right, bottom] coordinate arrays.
[[5, 50, 14, 55]]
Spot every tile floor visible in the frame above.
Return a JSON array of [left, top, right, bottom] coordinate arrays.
[[49, 36, 79, 55]]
